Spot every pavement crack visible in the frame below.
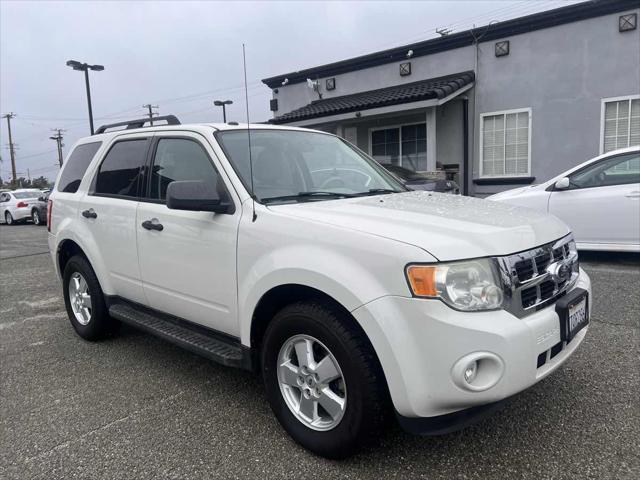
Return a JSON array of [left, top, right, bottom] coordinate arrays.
[[0, 312, 65, 331], [20, 390, 186, 464], [0, 251, 50, 260]]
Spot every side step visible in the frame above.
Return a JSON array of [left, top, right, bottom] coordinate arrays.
[[109, 302, 250, 370]]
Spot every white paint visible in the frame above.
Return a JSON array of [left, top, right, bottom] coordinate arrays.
[[49, 123, 594, 421], [489, 146, 640, 251]]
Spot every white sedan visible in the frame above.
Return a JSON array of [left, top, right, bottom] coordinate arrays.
[[0, 189, 44, 225], [488, 147, 640, 252]]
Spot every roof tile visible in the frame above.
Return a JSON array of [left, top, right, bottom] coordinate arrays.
[[270, 71, 474, 124]]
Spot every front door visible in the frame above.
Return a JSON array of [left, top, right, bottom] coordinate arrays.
[[135, 133, 241, 336], [548, 151, 640, 247]]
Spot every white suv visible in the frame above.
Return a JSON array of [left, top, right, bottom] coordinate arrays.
[[48, 117, 592, 458]]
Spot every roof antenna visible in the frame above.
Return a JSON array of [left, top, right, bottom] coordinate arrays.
[[243, 43, 257, 222]]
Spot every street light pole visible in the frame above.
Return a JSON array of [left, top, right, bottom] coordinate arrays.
[[84, 68, 94, 135], [66, 60, 104, 135], [214, 100, 233, 123]]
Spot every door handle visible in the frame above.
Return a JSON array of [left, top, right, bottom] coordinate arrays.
[[625, 191, 640, 198], [141, 219, 164, 231], [82, 208, 97, 219]]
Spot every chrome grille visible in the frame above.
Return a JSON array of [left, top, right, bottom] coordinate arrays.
[[497, 235, 579, 318]]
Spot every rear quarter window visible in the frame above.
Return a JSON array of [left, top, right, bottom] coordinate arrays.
[[57, 142, 102, 193]]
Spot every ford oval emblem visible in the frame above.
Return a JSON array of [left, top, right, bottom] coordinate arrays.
[[547, 261, 572, 283]]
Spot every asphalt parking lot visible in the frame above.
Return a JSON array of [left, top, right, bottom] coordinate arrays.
[[1, 224, 638, 479]]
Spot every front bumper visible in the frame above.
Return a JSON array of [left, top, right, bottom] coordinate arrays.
[[352, 268, 591, 421]]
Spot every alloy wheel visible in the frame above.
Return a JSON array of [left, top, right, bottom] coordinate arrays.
[[277, 334, 347, 431], [32, 210, 40, 225], [68, 272, 92, 325]]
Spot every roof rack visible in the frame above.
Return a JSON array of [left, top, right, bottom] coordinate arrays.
[[94, 115, 181, 134]]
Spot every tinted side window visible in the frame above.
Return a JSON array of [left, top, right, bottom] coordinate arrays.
[[569, 153, 640, 189], [148, 138, 219, 201], [94, 140, 148, 198], [57, 142, 102, 193]]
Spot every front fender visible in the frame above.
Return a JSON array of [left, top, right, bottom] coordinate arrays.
[[239, 250, 377, 345]]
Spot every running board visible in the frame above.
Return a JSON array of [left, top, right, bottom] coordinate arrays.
[[108, 302, 251, 370]]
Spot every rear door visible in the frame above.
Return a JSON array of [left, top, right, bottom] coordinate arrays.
[[548, 152, 640, 246], [135, 132, 241, 335], [78, 133, 151, 304]]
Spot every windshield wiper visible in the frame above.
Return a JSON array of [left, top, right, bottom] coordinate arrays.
[[262, 191, 356, 203], [351, 188, 400, 197]]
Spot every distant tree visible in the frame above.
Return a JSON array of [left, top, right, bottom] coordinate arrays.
[[30, 176, 51, 189]]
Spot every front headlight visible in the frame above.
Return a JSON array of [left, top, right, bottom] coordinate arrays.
[[406, 259, 504, 311]]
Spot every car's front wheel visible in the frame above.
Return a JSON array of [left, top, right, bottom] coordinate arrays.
[[63, 255, 118, 340], [261, 301, 387, 459]]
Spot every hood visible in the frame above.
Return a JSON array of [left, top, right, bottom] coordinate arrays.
[[269, 191, 569, 261], [486, 185, 539, 200]]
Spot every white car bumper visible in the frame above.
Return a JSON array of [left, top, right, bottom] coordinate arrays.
[[352, 268, 591, 425], [11, 207, 32, 221]]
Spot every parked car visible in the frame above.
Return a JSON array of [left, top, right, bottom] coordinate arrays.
[[488, 147, 640, 252], [0, 189, 44, 225], [382, 164, 460, 194], [31, 192, 49, 226], [48, 120, 591, 458]]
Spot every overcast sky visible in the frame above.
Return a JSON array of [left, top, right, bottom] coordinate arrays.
[[0, 0, 582, 181]]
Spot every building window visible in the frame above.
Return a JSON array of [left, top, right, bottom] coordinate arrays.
[[480, 108, 531, 177], [370, 123, 426, 170], [601, 96, 640, 154]]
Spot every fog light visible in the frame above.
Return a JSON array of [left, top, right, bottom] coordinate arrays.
[[451, 352, 504, 392], [464, 361, 477, 383]]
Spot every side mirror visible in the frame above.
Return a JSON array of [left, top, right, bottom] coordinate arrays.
[[38, 196, 45, 202], [554, 177, 570, 190], [166, 180, 232, 214]]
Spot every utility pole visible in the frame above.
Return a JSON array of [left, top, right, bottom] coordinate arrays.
[[1, 112, 17, 186], [142, 104, 159, 125], [49, 129, 66, 167]]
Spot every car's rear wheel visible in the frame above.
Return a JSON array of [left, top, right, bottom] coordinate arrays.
[[5, 211, 14, 225], [63, 255, 118, 340], [261, 300, 387, 459], [32, 209, 41, 225]]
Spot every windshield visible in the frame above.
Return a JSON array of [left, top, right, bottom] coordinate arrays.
[[12, 191, 41, 199], [383, 164, 432, 182], [216, 129, 405, 203]]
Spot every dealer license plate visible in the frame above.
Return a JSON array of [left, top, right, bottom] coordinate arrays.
[[566, 296, 588, 341]]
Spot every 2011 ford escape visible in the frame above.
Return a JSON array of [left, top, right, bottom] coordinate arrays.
[[48, 116, 591, 458]]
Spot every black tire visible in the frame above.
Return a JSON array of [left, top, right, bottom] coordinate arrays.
[[5, 211, 14, 225], [32, 209, 41, 226], [261, 300, 388, 459], [62, 254, 118, 341]]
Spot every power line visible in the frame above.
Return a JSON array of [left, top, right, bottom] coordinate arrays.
[[14, 148, 58, 160]]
